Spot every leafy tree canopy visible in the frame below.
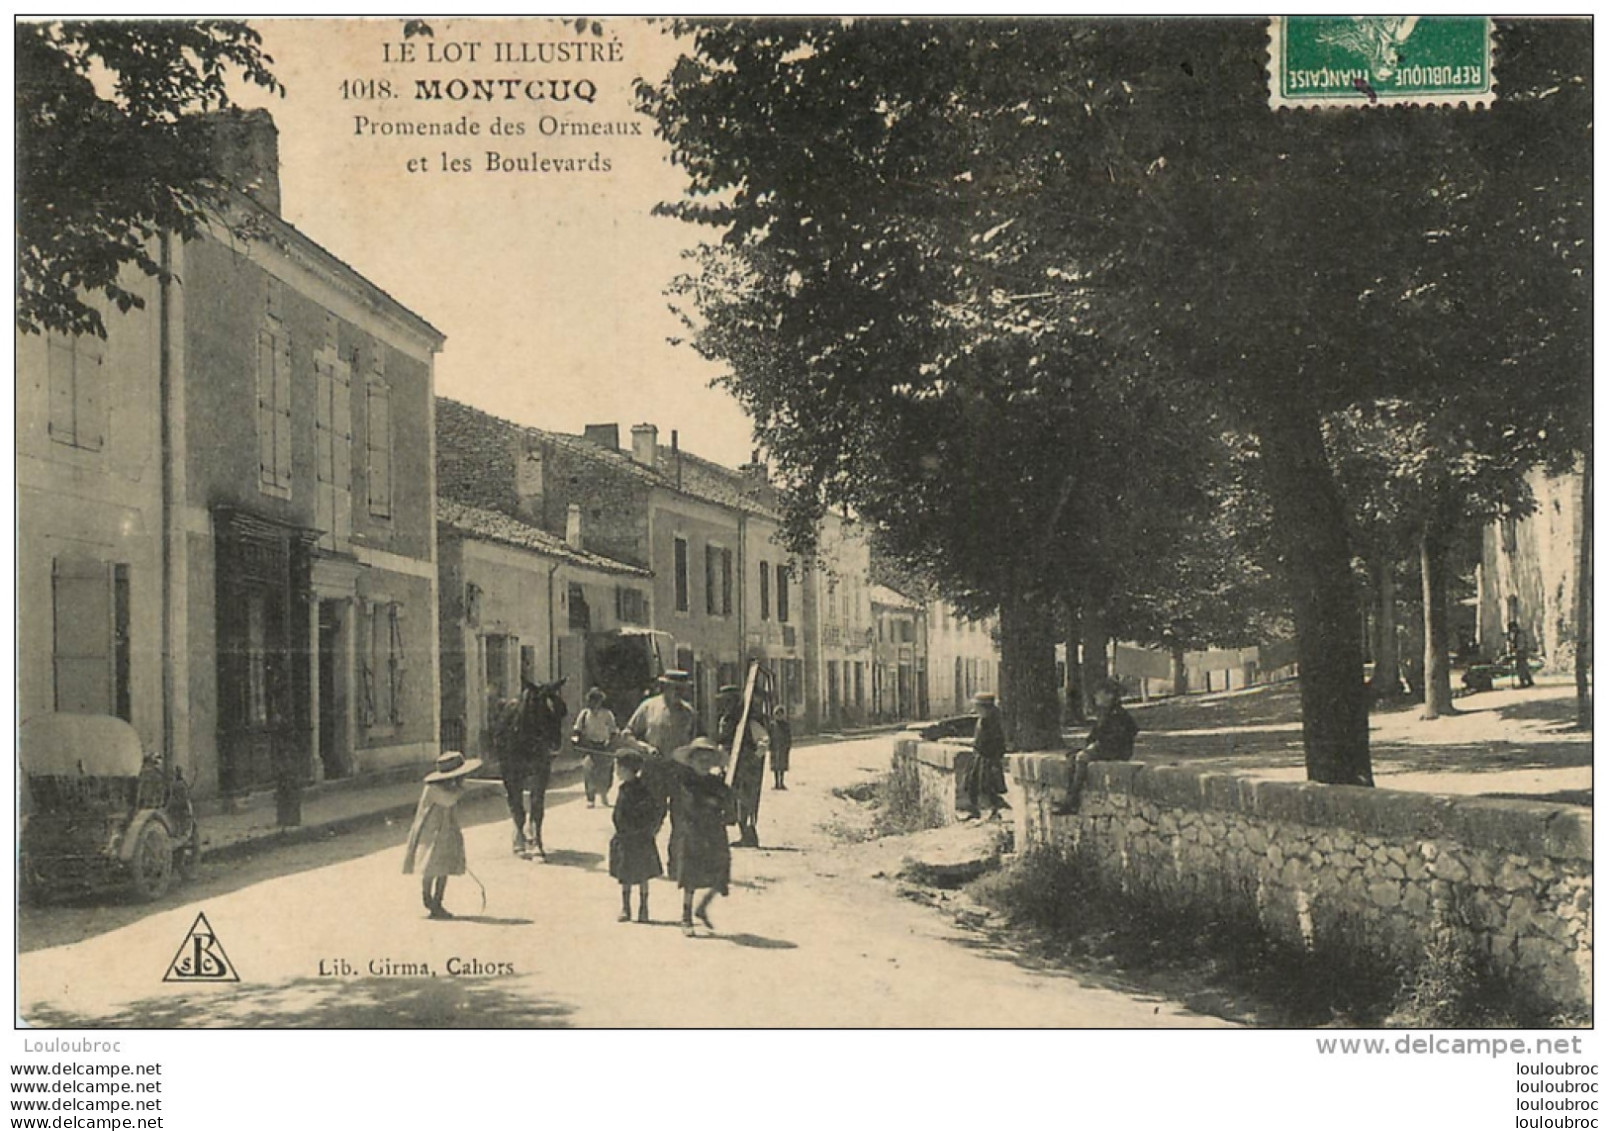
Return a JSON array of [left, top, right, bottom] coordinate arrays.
[[17, 20, 282, 338]]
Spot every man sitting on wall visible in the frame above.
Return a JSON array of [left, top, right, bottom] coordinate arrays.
[[1053, 677, 1138, 816]]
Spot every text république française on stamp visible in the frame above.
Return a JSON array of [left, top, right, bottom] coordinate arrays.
[[1268, 17, 1495, 110]]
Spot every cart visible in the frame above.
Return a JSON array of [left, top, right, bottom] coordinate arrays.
[[19, 715, 199, 903]]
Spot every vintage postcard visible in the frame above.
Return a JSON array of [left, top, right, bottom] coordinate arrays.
[[12, 17, 1592, 1108]]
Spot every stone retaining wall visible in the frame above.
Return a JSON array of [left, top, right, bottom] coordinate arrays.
[[1008, 753, 1592, 1011], [894, 736, 974, 827], [892, 737, 1592, 1010]]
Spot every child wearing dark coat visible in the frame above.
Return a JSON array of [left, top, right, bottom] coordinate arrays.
[[769, 707, 792, 790], [609, 753, 663, 923], [668, 738, 735, 936]]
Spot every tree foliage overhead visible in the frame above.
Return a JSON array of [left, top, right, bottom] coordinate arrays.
[[16, 20, 283, 338], [641, 18, 1590, 778]]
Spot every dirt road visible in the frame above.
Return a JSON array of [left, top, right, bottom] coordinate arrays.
[[20, 733, 1235, 1028]]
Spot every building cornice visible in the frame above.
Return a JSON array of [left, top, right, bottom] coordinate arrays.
[[200, 198, 445, 362]]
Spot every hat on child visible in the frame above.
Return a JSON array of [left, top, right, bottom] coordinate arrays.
[[672, 736, 724, 767], [659, 670, 692, 685], [425, 750, 483, 783], [586, 686, 607, 704]]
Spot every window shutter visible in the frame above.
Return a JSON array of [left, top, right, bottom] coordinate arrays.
[[256, 330, 274, 486], [47, 334, 77, 444], [315, 356, 334, 484], [367, 382, 392, 517], [274, 331, 292, 491], [710, 543, 723, 614], [333, 358, 353, 490], [390, 603, 407, 725], [52, 558, 112, 714], [358, 601, 376, 726], [76, 337, 104, 451]]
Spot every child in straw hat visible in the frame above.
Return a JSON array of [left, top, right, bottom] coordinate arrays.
[[668, 737, 736, 936], [403, 750, 482, 919]]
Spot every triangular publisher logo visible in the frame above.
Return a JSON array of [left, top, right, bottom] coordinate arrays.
[[163, 912, 240, 983]]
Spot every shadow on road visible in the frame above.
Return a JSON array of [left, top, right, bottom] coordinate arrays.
[[444, 915, 535, 927], [538, 849, 604, 870], [717, 932, 798, 950], [23, 976, 577, 1028]]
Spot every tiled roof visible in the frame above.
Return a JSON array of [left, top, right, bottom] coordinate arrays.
[[436, 397, 781, 519], [438, 499, 651, 578], [662, 445, 784, 520]]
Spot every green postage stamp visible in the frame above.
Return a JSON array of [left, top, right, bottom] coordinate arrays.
[[1268, 17, 1495, 109]]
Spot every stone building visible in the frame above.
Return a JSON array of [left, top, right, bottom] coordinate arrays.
[[436, 499, 652, 758], [925, 599, 1001, 718], [808, 513, 876, 730], [18, 109, 447, 801], [436, 401, 753, 733], [1478, 463, 1590, 672], [669, 450, 808, 721], [18, 272, 165, 753], [870, 586, 927, 722]]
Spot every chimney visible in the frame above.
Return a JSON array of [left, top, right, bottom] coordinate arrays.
[[630, 423, 658, 469], [565, 503, 583, 550], [515, 433, 544, 524], [741, 447, 769, 484], [582, 423, 620, 450], [206, 108, 282, 216]]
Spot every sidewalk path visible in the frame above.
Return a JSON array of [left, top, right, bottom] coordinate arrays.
[[1135, 680, 1591, 804]]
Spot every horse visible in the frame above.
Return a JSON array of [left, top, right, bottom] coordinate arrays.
[[494, 677, 567, 858]]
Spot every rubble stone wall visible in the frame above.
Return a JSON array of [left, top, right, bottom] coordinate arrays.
[[1005, 753, 1592, 1011], [894, 736, 974, 828]]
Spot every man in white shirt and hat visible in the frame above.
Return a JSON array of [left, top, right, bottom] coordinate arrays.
[[622, 669, 702, 819]]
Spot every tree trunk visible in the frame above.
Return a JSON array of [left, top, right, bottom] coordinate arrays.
[[1062, 595, 1085, 724], [1577, 447, 1593, 729], [1420, 525, 1455, 719], [1170, 640, 1188, 697], [1257, 402, 1373, 785], [1079, 597, 1110, 719], [1369, 556, 1402, 700], [998, 590, 1063, 751]]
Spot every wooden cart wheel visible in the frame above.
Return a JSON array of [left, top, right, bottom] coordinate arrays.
[[129, 821, 173, 902]]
